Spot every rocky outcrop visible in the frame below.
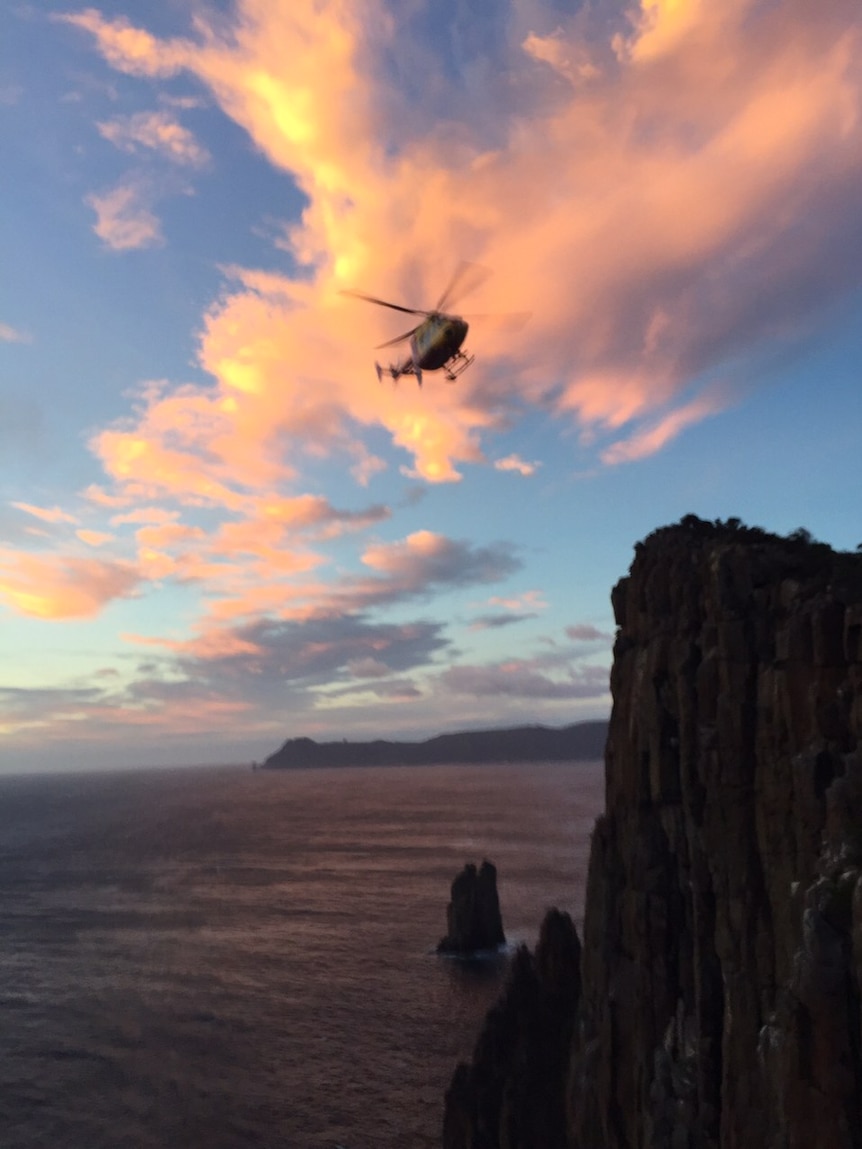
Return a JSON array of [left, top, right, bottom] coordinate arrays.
[[443, 909, 581, 1148], [443, 517, 862, 1149], [438, 860, 506, 955]]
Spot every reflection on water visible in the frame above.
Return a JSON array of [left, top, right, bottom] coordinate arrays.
[[0, 761, 604, 1149]]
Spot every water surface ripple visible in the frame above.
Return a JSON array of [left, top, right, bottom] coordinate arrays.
[[0, 761, 604, 1148]]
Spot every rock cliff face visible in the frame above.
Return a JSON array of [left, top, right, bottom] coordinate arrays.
[[444, 518, 862, 1149]]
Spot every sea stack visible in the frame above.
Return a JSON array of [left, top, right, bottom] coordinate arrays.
[[437, 860, 505, 955], [443, 517, 862, 1148]]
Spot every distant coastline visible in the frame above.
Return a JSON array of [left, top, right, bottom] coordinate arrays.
[[260, 719, 609, 770]]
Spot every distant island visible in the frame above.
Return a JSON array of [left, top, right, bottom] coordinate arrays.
[[260, 720, 609, 770]]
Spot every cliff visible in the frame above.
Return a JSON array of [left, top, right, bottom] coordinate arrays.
[[444, 517, 862, 1149], [261, 720, 608, 769]]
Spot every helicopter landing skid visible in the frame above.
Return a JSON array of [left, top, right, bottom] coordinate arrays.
[[444, 351, 474, 382]]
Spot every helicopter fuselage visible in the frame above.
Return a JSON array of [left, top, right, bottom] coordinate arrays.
[[411, 313, 468, 369], [379, 313, 470, 386], [343, 270, 484, 386]]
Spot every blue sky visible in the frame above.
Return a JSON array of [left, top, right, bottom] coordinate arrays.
[[1, 0, 861, 772]]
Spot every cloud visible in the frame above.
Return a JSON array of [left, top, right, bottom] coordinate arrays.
[[0, 677, 254, 745], [59, 9, 192, 77], [252, 494, 391, 539], [565, 623, 612, 642], [76, 529, 115, 547], [367, 678, 422, 700], [322, 674, 423, 701], [347, 656, 392, 678], [12, 502, 78, 525], [439, 659, 610, 701], [0, 684, 106, 736], [27, 0, 859, 682], [346, 531, 521, 608], [469, 589, 548, 629], [60, 0, 862, 497], [621, 0, 710, 63], [600, 392, 726, 464], [45, 525, 519, 735], [86, 180, 162, 251], [494, 454, 540, 476], [469, 612, 535, 630], [168, 614, 450, 702], [522, 27, 600, 83], [70, 491, 394, 625], [140, 527, 521, 633], [97, 110, 210, 166], [0, 551, 140, 619], [487, 590, 547, 612], [0, 323, 31, 344]]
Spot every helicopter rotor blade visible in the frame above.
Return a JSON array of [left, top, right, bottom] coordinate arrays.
[[435, 261, 493, 312], [461, 310, 532, 331], [375, 325, 420, 349], [340, 289, 429, 317]]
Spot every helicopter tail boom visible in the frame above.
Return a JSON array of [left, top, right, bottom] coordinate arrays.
[[374, 358, 422, 387]]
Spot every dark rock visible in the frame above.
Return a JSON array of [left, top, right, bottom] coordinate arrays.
[[260, 720, 608, 769], [442, 518, 862, 1149], [442, 908, 582, 1148], [438, 860, 506, 955]]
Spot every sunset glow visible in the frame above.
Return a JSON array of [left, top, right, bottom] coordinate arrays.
[[2, 0, 860, 770]]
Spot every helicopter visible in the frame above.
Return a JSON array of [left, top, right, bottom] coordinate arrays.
[[341, 263, 490, 387]]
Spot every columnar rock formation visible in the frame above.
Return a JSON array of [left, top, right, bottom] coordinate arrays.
[[438, 860, 506, 955], [443, 909, 581, 1146], [443, 517, 862, 1148]]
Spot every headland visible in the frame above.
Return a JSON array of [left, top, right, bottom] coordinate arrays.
[[260, 719, 609, 769]]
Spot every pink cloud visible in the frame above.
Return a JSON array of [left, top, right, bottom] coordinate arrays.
[[86, 180, 162, 251], [110, 506, 180, 526], [13, 502, 78, 525], [356, 531, 519, 598], [252, 494, 390, 538], [135, 522, 206, 550], [600, 392, 726, 464], [0, 550, 140, 620], [0, 322, 31, 344], [97, 110, 210, 166], [63, 0, 862, 495], [83, 484, 132, 508], [76, 529, 115, 547], [59, 10, 192, 77], [32, 0, 858, 652], [486, 590, 547, 613], [494, 455, 540, 477]]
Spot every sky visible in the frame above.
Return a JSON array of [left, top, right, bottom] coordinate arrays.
[[1, 0, 861, 773]]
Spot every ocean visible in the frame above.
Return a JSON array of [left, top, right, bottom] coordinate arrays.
[[0, 760, 604, 1148]]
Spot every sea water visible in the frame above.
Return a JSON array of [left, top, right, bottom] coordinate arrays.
[[0, 760, 604, 1148]]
